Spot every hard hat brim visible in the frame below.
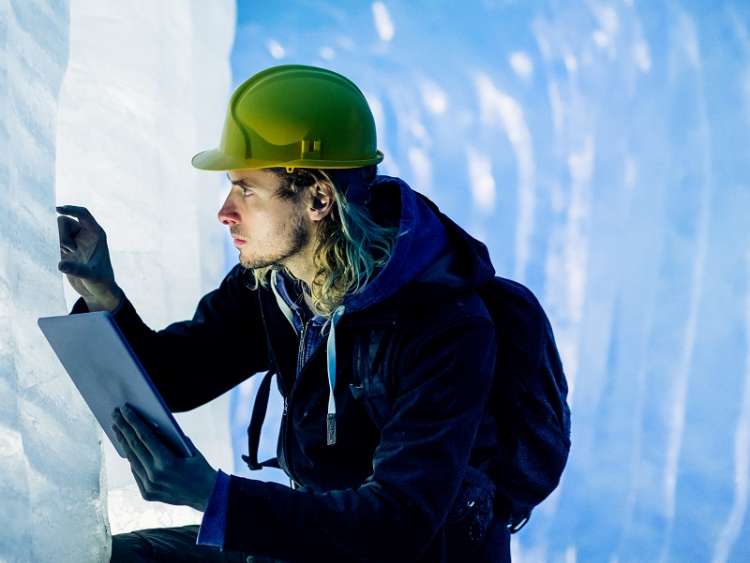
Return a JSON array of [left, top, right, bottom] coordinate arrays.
[[191, 149, 384, 172]]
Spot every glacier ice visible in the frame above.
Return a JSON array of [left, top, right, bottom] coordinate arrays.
[[4, 0, 750, 560], [55, 0, 237, 540], [230, 2, 750, 561], [0, 1, 108, 561], [2, 0, 235, 561]]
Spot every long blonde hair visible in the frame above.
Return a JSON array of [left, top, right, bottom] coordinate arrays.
[[245, 167, 400, 317]]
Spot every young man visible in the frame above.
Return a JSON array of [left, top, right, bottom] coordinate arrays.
[[58, 65, 509, 562]]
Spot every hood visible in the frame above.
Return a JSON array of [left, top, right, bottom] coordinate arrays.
[[270, 174, 497, 446], [342, 174, 496, 313]]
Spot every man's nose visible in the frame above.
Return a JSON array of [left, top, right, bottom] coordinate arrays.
[[218, 197, 240, 225]]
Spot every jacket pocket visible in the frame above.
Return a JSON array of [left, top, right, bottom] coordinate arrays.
[[445, 466, 496, 559], [348, 379, 391, 430]]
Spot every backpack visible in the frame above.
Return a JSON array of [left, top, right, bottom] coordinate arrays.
[[243, 276, 571, 534], [476, 276, 571, 532]]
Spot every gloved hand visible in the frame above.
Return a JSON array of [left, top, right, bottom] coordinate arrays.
[[112, 405, 218, 512], [56, 205, 123, 311]]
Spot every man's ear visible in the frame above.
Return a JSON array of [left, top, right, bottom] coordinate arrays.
[[308, 183, 334, 220]]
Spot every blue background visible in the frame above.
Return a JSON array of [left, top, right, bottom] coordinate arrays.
[[223, 2, 750, 561]]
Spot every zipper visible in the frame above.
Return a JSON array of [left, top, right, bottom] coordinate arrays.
[[280, 397, 294, 489], [282, 317, 311, 489], [295, 318, 310, 378], [280, 394, 296, 487]]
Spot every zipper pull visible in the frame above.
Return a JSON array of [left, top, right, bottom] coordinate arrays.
[[283, 397, 288, 416]]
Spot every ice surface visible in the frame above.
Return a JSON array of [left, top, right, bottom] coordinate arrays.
[[5, 0, 750, 560], [54, 0, 236, 540], [230, 2, 750, 561], [0, 1, 109, 561], [3, 0, 236, 558]]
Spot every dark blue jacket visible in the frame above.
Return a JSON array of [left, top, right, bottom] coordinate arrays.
[[74, 175, 506, 561]]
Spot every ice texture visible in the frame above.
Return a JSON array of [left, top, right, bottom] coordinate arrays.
[[2, 0, 236, 558], [230, 2, 750, 561], [54, 0, 236, 539], [5, 0, 750, 560], [0, 0, 109, 561]]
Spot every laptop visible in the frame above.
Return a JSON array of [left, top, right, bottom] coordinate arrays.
[[37, 311, 195, 458]]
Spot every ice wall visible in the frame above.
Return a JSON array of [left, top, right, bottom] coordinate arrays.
[[231, 2, 750, 561], [0, 1, 109, 561], [54, 0, 235, 540]]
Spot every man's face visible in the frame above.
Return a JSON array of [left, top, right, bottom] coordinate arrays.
[[218, 169, 310, 270]]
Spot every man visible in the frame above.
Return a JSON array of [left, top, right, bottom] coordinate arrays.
[[58, 65, 509, 562]]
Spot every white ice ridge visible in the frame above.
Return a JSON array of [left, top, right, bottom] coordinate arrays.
[[0, 1, 109, 561], [54, 0, 237, 542], [2, 1, 237, 560]]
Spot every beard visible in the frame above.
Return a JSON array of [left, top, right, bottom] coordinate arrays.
[[238, 210, 310, 271]]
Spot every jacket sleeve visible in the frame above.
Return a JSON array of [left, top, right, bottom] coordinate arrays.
[[196, 470, 231, 548], [217, 315, 496, 562], [69, 264, 270, 412]]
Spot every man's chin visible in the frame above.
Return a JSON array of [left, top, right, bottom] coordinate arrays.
[[239, 254, 277, 271]]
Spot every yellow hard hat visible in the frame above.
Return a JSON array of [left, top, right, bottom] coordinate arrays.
[[191, 64, 384, 172]]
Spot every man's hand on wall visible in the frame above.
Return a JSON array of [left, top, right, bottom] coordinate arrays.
[[56, 205, 123, 312], [111, 405, 218, 512]]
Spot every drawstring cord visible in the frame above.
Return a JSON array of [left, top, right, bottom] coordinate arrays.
[[325, 305, 345, 445], [271, 269, 345, 446]]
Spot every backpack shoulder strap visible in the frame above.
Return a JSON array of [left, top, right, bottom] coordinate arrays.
[[241, 369, 281, 471]]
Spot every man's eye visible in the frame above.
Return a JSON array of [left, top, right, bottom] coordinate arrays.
[[241, 187, 252, 197]]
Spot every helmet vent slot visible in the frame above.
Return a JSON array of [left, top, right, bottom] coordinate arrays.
[[301, 139, 322, 159]]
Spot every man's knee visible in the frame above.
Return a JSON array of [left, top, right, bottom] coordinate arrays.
[[110, 530, 152, 562], [109, 525, 244, 563]]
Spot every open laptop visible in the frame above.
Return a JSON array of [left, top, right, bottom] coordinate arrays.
[[37, 311, 195, 458]]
